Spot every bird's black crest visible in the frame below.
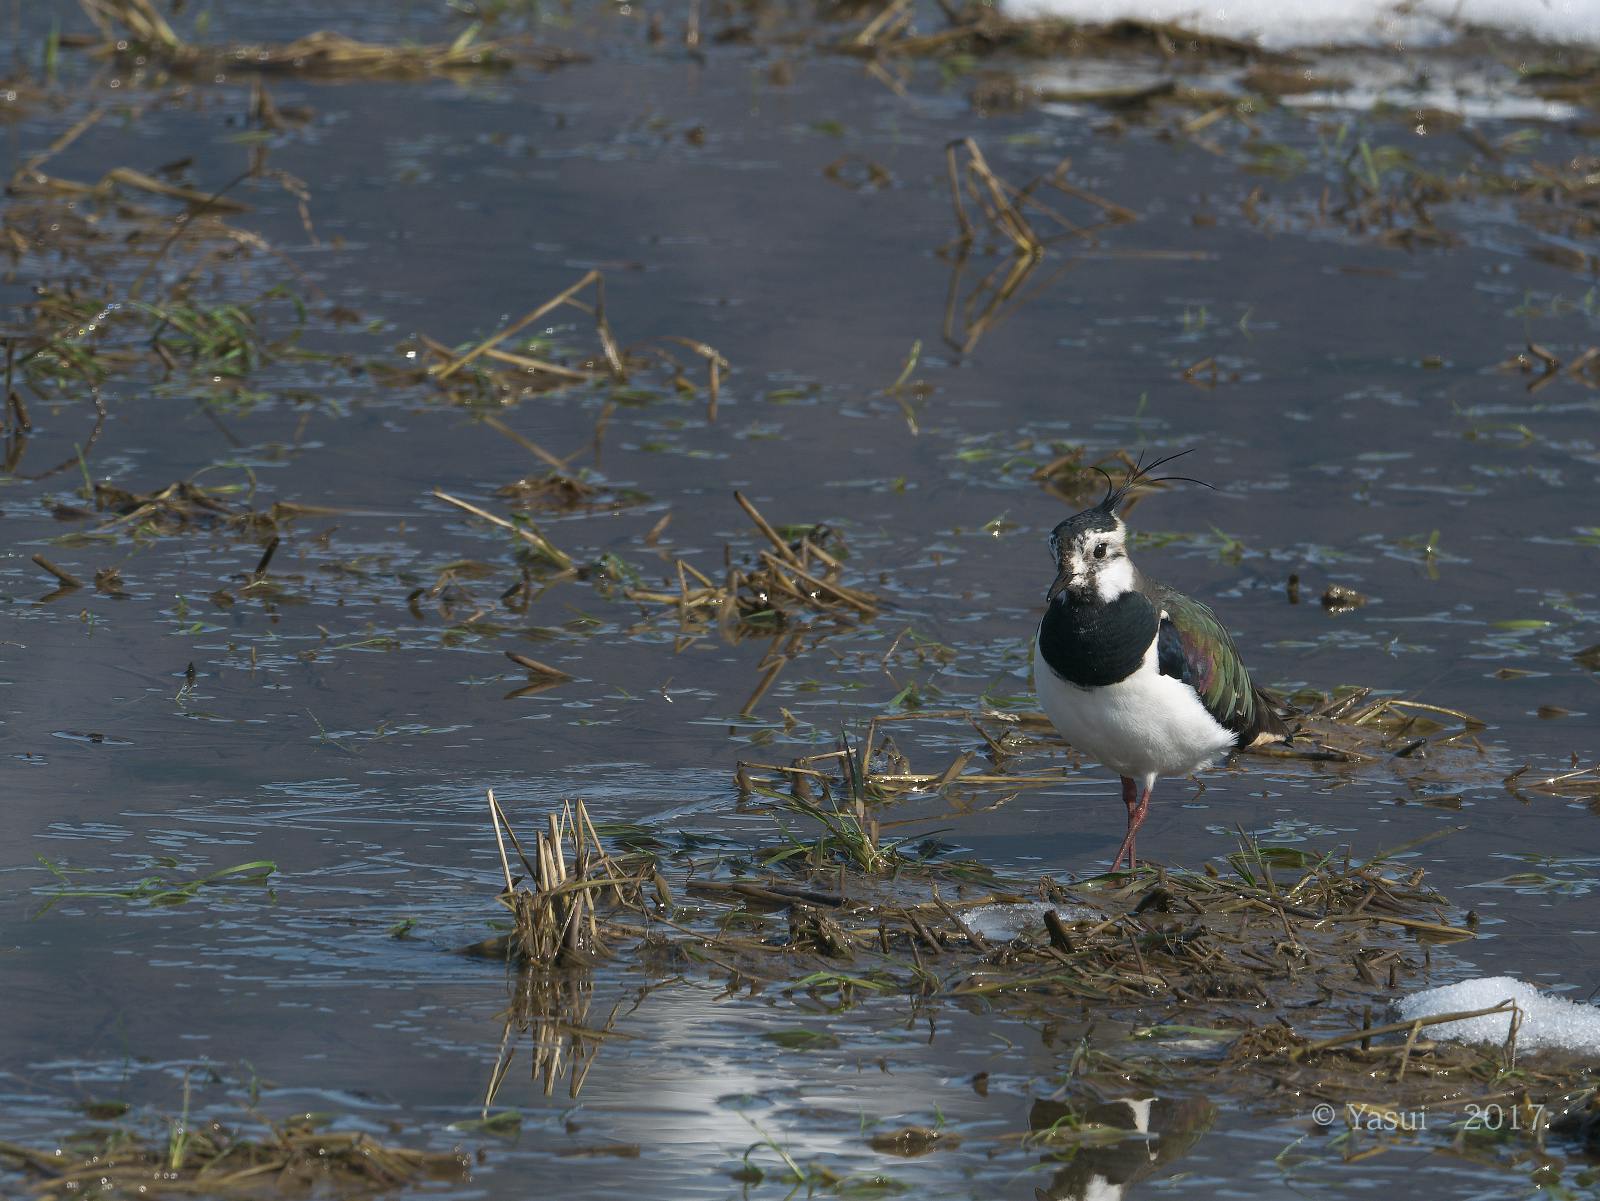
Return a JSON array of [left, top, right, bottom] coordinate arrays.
[[1049, 505, 1119, 547], [1097, 449, 1212, 515]]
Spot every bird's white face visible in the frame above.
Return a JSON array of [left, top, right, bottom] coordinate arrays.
[[1048, 518, 1133, 604]]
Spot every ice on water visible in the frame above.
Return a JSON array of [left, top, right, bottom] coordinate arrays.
[[1397, 977, 1600, 1054], [963, 901, 1099, 942]]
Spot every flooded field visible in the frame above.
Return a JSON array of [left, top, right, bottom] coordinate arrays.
[[3, 1, 1599, 1197]]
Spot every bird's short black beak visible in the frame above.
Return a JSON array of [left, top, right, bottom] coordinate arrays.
[[1046, 565, 1075, 602]]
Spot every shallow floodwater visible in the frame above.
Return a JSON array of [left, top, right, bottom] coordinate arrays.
[[2, 2, 1598, 1197]]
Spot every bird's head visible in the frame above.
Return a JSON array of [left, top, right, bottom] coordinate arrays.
[[1047, 507, 1131, 604], [1045, 450, 1209, 605]]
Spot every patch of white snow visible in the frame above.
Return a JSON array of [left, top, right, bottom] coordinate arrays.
[[996, 0, 1599, 51], [1396, 976, 1600, 1053]]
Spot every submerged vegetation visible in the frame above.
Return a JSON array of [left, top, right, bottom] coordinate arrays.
[[33, 854, 277, 911]]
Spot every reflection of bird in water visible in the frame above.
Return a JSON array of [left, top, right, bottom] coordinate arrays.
[[1029, 1093, 1216, 1200], [1032, 452, 1285, 870]]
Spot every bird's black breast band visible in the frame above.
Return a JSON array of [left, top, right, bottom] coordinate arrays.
[[1038, 590, 1158, 688]]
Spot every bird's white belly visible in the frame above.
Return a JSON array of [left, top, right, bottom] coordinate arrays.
[[1033, 637, 1235, 780]]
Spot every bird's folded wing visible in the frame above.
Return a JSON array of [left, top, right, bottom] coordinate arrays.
[[1153, 583, 1282, 743]]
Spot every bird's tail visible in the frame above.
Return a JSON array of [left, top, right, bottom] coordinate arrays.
[[1246, 685, 1292, 746]]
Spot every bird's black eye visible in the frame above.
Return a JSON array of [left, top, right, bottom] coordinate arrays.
[[1093, 542, 1107, 560]]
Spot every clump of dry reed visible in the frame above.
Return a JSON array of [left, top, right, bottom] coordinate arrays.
[[478, 792, 655, 968], [645, 816, 1474, 1025], [940, 139, 1136, 352], [624, 490, 879, 631], [1502, 759, 1600, 806], [947, 137, 1137, 259], [1260, 686, 1491, 770], [1029, 446, 1146, 507]]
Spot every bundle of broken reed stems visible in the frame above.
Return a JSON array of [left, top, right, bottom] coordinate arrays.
[[484, 791, 652, 968]]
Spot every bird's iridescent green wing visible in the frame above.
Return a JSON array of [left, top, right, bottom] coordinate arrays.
[[1150, 581, 1281, 743]]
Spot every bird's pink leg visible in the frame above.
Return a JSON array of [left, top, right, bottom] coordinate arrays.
[[1111, 780, 1154, 872], [1113, 777, 1137, 870]]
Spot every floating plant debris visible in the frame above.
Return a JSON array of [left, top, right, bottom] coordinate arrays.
[[434, 490, 574, 572], [79, 0, 578, 77], [91, 479, 317, 539], [623, 490, 879, 631], [495, 472, 646, 514], [400, 270, 728, 418], [0, 1110, 467, 1198]]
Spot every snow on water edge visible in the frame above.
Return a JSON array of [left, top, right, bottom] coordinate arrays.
[[995, 0, 1599, 49], [1397, 977, 1600, 1054]]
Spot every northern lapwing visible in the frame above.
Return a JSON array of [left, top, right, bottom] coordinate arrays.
[[1032, 451, 1285, 871]]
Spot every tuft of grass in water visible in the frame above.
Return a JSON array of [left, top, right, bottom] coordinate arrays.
[[89, 471, 297, 542], [495, 471, 648, 514], [763, 1027, 841, 1051], [167, 1070, 193, 1171], [749, 723, 995, 875], [767, 793, 903, 874], [138, 301, 263, 377], [1246, 140, 1310, 178], [446, 1110, 523, 1136]]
